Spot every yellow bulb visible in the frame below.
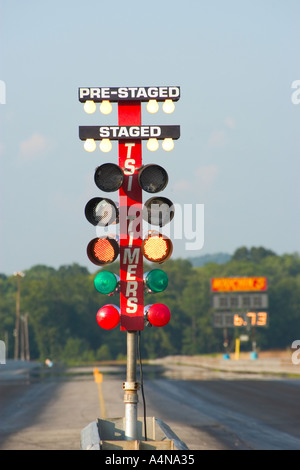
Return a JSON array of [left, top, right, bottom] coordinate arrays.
[[99, 139, 112, 152], [146, 100, 159, 113], [84, 100, 96, 114], [162, 99, 175, 114], [146, 138, 159, 151], [84, 139, 96, 152], [100, 100, 113, 114], [162, 138, 174, 151]]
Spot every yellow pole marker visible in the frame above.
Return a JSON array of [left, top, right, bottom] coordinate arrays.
[[235, 338, 240, 360], [93, 368, 107, 418]]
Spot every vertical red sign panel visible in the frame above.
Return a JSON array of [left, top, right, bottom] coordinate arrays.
[[118, 102, 144, 331]]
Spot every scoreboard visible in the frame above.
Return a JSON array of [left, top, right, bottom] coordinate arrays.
[[211, 277, 269, 328]]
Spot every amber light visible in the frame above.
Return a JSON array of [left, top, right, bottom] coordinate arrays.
[[142, 233, 173, 263], [87, 237, 119, 266]]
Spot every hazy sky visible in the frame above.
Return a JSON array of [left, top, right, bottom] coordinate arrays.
[[0, 0, 299, 275]]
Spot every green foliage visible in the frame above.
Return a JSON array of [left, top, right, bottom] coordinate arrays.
[[188, 252, 231, 267], [232, 246, 277, 262], [1, 249, 299, 362]]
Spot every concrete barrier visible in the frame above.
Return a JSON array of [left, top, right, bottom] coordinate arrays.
[[81, 416, 189, 450]]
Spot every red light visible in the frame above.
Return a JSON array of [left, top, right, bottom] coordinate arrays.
[[145, 303, 171, 327], [96, 304, 120, 330]]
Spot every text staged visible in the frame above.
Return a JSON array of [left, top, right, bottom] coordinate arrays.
[[79, 125, 180, 140], [79, 86, 180, 102]]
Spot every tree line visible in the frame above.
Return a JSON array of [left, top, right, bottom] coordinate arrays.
[[0, 246, 299, 363]]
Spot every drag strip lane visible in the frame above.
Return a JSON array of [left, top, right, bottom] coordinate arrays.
[[143, 378, 300, 450]]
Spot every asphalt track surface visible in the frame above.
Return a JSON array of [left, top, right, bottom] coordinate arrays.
[[0, 357, 300, 450]]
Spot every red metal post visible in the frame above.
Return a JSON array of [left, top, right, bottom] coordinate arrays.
[[118, 102, 144, 332]]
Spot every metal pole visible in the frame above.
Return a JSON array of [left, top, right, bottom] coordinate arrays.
[[124, 331, 139, 440]]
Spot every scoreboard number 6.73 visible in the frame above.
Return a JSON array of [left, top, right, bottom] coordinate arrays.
[[233, 311, 268, 327]]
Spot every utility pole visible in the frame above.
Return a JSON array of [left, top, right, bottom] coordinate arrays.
[[24, 313, 30, 361], [14, 271, 25, 360]]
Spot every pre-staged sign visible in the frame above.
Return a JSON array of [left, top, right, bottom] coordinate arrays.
[[78, 86, 180, 102], [79, 125, 180, 141], [211, 277, 267, 292]]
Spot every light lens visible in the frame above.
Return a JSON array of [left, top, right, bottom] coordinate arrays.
[[138, 164, 168, 193], [87, 237, 119, 266], [144, 303, 171, 327], [99, 138, 112, 152], [146, 138, 159, 152], [84, 100, 96, 114], [94, 271, 118, 294], [100, 100, 113, 115], [144, 269, 168, 293], [84, 139, 97, 152], [85, 197, 119, 226], [96, 304, 120, 329], [94, 163, 124, 192], [162, 138, 174, 151], [142, 232, 173, 263], [143, 197, 175, 227], [146, 99, 159, 113], [162, 99, 175, 114]]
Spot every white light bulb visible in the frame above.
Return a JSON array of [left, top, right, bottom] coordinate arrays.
[[83, 100, 96, 114], [146, 138, 159, 151], [99, 139, 112, 152], [162, 138, 174, 151], [162, 99, 175, 114], [146, 100, 159, 113], [84, 139, 96, 152], [100, 100, 113, 114]]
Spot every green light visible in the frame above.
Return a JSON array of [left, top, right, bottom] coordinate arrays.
[[144, 269, 168, 293], [94, 271, 118, 295]]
